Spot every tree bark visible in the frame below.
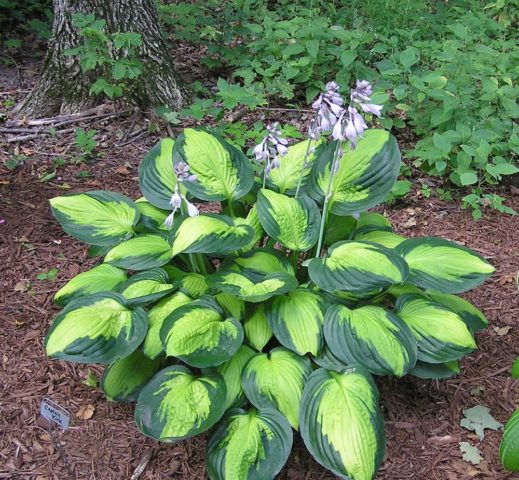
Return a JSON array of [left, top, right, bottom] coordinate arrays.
[[16, 0, 187, 117]]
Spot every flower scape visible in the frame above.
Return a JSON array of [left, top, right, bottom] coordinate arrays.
[[45, 81, 495, 480]]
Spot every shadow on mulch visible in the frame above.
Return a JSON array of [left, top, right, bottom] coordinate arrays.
[[0, 137, 518, 480]]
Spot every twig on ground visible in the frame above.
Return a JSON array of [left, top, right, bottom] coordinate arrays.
[[4, 109, 133, 143], [130, 447, 158, 480], [115, 126, 148, 147]]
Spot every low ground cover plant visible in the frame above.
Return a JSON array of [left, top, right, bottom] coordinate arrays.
[[45, 81, 495, 479], [161, 0, 518, 214]]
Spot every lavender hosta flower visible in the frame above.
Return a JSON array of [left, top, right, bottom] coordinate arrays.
[[311, 81, 344, 136], [174, 161, 197, 183], [350, 80, 383, 118], [186, 200, 199, 217], [332, 106, 368, 148], [254, 122, 288, 177], [359, 103, 383, 117]]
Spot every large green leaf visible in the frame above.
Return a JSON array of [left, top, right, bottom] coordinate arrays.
[[119, 268, 175, 306], [308, 241, 409, 294], [104, 234, 173, 270], [171, 214, 255, 257], [45, 292, 148, 364], [324, 304, 417, 377], [396, 237, 494, 293], [267, 137, 323, 194], [209, 270, 298, 303], [243, 305, 273, 351], [312, 344, 349, 371], [175, 272, 209, 298], [215, 345, 256, 409], [309, 130, 401, 215], [388, 284, 488, 332], [101, 349, 162, 402], [353, 226, 405, 249], [256, 189, 320, 251], [54, 263, 127, 306], [426, 291, 488, 332], [409, 360, 460, 379], [50, 191, 139, 246], [206, 407, 293, 480], [174, 128, 254, 201], [160, 296, 244, 368], [324, 214, 357, 246], [227, 248, 295, 278], [266, 289, 326, 356], [233, 205, 264, 252], [215, 292, 246, 320], [500, 409, 519, 471], [135, 365, 227, 442], [299, 367, 386, 480], [135, 198, 170, 232], [241, 347, 312, 429], [143, 291, 192, 359], [138, 138, 177, 209], [396, 294, 476, 363]]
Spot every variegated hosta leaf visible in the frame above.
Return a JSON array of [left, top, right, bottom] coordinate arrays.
[[209, 270, 298, 303], [175, 272, 208, 298], [313, 344, 349, 371], [356, 212, 392, 229], [138, 138, 177, 209], [174, 128, 254, 201], [50, 191, 139, 246], [233, 205, 264, 252], [396, 294, 476, 363], [215, 345, 256, 409], [160, 296, 244, 368], [119, 268, 175, 306], [308, 130, 401, 215], [324, 214, 357, 246], [388, 285, 488, 333], [353, 226, 405, 249], [266, 289, 327, 356], [135, 198, 170, 232], [244, 305, 273, 352], [135, 365, 227, 442], [500, 409, 519, 472], [425, 291, 488, 332], [396, 237, 494, 293], [104, 234, 173, 270], [101, 349, 161, 402], [215, 292, 245, 320], [171, 214, 255, 257], [308, 241, 409, 294], [409, 360, 460, 379], [227, 248, 295, 278], [45, 292, 148, 364], [256, 189, 320, 251], [143, 291, 192, 359], [324, 304, 417, 377], [267, 137, 323, 194], [300, 367, 386, 480], [206, 407, 293, 480], [54, 263, 127, 306], [241, 347, 312, 429]]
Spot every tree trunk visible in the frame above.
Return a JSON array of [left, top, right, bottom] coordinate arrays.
[[16, 0, 187, 117]]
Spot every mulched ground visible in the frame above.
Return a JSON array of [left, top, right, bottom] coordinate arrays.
[[1, 47, 519, 480]]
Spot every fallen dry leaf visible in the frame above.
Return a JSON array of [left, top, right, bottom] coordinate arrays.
[[76, 404, 95, 420], [14, 281, 27, 292], [115, 165, 131, 175], [402, 218, 417, 228], [494, 326, 511, 336]]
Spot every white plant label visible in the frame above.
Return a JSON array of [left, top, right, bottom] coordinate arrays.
[[40, 398, 70, 430]]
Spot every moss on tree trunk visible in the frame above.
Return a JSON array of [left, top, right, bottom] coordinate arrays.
[[16, 0, 187, 117]]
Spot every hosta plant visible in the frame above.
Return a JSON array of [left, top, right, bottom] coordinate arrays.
[[45, 81, 495, 480]]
